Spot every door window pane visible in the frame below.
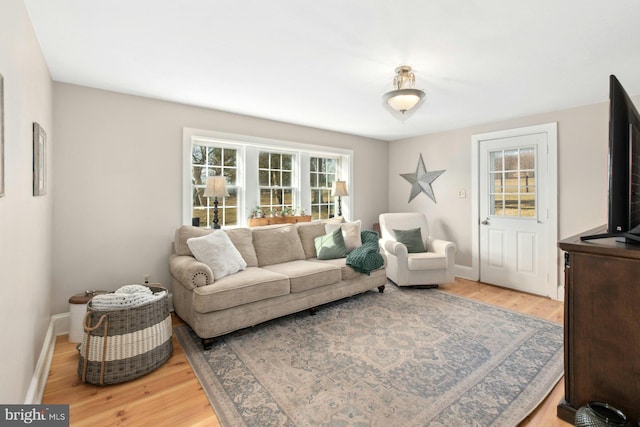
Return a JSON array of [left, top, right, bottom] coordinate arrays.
[[521, 172, 535, 194], [488, 147, 536, 218], [490, 151, 503, 172], [520, 148, 535, 169], [491, 195, 504, 216], [520, 194, 536, 217], [504, 149, 518, 171]]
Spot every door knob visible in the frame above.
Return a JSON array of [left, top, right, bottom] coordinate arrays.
[[481, 218, 490, 225]]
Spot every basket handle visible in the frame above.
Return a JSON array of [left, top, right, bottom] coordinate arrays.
[[81, 312, 109, 385], [82, 311, 107, 332]]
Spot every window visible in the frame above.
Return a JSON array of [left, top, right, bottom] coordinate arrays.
[[183, 129, 352, 227], [489, 147, 536, 217], [191, 143, 240, 227], [310, 156, 338, 220], [259, 151, 295, 215]]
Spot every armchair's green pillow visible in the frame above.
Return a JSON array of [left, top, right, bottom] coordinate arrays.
[[393, 228, 426, 253], [314, 228, 347, 260]]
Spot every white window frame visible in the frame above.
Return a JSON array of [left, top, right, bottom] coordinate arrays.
[[184, 137, 245, 228], [310, 155, 340, 220], [258, 149, 297, 215], [182, 128, 353, 226]]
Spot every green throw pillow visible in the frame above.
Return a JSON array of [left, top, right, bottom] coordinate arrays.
[[314, 228, 347, 260], [393, 228, 426, 253]]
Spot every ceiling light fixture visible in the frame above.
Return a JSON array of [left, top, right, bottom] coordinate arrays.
[[383, 65, 425, 115]]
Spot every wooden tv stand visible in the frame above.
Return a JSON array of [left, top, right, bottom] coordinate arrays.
[[557, 228, 640, 424]]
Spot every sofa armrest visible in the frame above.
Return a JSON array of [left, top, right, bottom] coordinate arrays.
[[169, 254, 213, 290]]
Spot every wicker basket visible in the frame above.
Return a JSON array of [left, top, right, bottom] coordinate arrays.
[[77, 285, 173, 385]]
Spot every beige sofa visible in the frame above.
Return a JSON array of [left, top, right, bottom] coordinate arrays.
[[169, 222, 387, 348]]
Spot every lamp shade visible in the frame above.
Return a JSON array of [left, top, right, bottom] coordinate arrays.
[[331, 180, 349, 197], [383, 88, 425, 113], [203, 176, 229, 198]]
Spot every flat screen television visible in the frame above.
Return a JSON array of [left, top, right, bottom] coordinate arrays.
[[582, 75, 640, 243]]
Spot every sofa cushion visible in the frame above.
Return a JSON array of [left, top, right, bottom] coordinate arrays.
[[263, 260, 341, 293], [187, 230, 247, 280], [321, 216, 345, 224], [225, 227, 258, 267], [407, 252, 447, 270], [252, 224, 306, 267], [296, 222, 327, 258], [315, 228, 347, 260], [311, 258, 360, 281], [193, 267, 290, 312], [175, 225, 211, 256], [325, 220, 362, 253], [175, 226, 258, 267]]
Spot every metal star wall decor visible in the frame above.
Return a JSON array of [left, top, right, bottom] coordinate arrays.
[[400, 153, 445, 203]]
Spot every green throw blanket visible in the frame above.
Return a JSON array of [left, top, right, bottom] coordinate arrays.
[[346, 230, 384, 275]]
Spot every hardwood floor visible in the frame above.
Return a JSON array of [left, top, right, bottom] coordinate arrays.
[[43, 315, 220, 427], [42, 278, 570, 426]]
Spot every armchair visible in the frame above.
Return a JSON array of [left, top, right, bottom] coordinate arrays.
[[378, 212, 456, 287]]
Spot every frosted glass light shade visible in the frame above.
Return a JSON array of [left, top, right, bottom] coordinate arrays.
[[383, 89, 425, 114]]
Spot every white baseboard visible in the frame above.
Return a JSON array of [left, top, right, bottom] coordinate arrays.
[[25, 313, 69, 404], [453, 264, 474, 281]]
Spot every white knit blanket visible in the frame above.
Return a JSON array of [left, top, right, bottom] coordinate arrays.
[[90, 284, 165, 311]]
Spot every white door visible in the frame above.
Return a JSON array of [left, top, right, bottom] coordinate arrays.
[[478, 131, 551, 296]]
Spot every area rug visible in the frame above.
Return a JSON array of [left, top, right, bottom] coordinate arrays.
[[175, 285, 563, 427]]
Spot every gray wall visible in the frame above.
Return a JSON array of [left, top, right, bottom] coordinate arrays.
[[0, 0, 53, 403], [52, 83, 389, 314], [388, 97, 640, 291]]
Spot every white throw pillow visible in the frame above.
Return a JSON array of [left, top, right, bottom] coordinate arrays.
[[187, 230, 247, 280], [325, 220, 362, 253]]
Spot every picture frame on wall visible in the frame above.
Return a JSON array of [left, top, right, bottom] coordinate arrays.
[[33, 122, 46, 196], [0, 73, 4, 198]]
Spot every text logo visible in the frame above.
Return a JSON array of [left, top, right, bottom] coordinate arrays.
[[0, 405, 68, 426]]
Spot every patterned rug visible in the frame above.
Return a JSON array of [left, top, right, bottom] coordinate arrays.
[[175, 284, 563, 427]]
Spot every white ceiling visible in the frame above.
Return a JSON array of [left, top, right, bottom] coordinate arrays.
[[23, 0, 640, 141]]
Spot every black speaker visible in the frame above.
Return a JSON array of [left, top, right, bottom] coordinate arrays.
[[192, 217, 200, 227]]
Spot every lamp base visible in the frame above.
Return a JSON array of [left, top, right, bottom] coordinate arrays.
[[212, 197, 221, 229]]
